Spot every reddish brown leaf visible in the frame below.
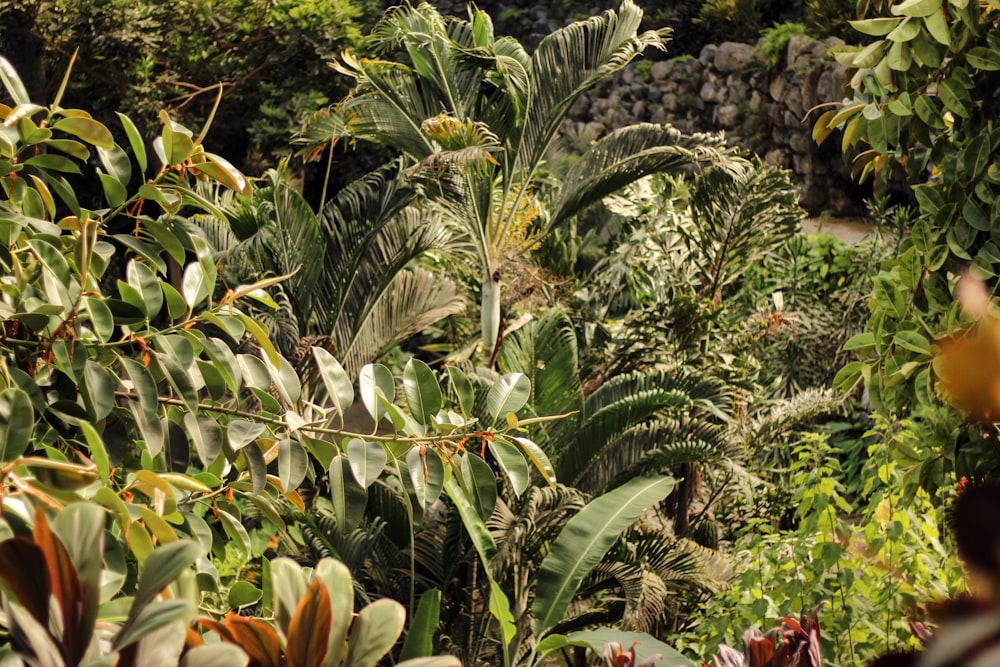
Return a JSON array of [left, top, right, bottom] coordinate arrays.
[[0, 537, 51, 629], [222, 614, 282, 667], [935, 322, 1000, 421], [285, 579, 332, 667], [745, 635, 775, 667], [32, 506, 85, 665]]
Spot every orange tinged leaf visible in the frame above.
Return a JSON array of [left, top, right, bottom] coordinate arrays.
[[935, 320, 1000, 421], [201, 614, 282, 667], [286, 579, 332, 667]]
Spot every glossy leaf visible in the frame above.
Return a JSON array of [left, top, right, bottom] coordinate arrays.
[[344, 599, 406, 667], [359, 363, 395, 423], [488, 439, 530, 496], [313, 347, 353, 420], [486, 372, 531, 426], [460, 453, 497, 520], [278, 438, 308, 491], [531, 475, 677, 636], [400, 588, 441, 660], [0, 387, 33, 462], [347, 438, 386, 488], [406, 446, 445, 509], [286, 579, 332, 667], [403, 358, 442, 424]]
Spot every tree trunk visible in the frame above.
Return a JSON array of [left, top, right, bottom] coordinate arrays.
[[481, 267, 502, 362]]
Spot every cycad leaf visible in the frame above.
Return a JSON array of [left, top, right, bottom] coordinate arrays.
[[531, 475, 676, 636]]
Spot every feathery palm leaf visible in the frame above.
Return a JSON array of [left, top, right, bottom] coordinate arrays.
[[685, 158, 803, 300]]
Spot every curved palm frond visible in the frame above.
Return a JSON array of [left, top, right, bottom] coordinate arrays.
[[338, 267, 467, 376], [549, 124, 742, 230], [553, 369, 731, 486], [514, 0, 666, 183], [686, 158, 804, 300]]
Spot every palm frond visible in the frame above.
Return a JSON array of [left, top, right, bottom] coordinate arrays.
[[549, 124, 741, 230], [554, 369, 731, 486], [740, 387, 843, 456], [686, 158, 804, 300], [515, 0, 666, 181], [338, 267, 467, 376]]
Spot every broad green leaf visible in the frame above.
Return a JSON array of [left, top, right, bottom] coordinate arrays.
[[24, 154, 81, 174], [82, 360, 117, 421], [313, 347, 353, 420], [924, 8, 950, 45], [359, 363, 394, 423], [444, 477, 498, 563], [849, 17, 902, 35], [127, 540, 200, 622], [330, 455, 368, 530], [184, 412, 223, 466], [400, 589, 441, 660], [127, 260, 163, 320], [121, 358, 165, 457], [460, 453, 497, 520], [406, 446, 445, 510], [403, 358, 442, 424], [967, 47, 1000, 70], [938, 78, 972, 118], [488, 439, 530, 496], [344, 599, 405, 667], [99, 143, 132, 186], [278, 438, 308, 491], [0, 56, 31, 105], [486, 372, 531, 426], [180, 644, 251, 667], [79, 421, 110, 482], [512, 436, 555, 484], [488, 579, 516, 646], [447, 366, 474, 417], [227, 420, 265, 451], [112, 233, 168, 276], [269, 558, 308, 638], [964, 134, 991, 179], [181, 261, 207, 309], [117, 112, 147, 174], [114, 599, 193, 650], [891, 0, 942, 17], [315, 558, 353, 667], [347, 438, 386, 488], [531, 475, 677, 636], [894, 330, 932, 356], [52, 116, 114, 148], [84, 295, 114, 342], [218, 510, 252, 558]]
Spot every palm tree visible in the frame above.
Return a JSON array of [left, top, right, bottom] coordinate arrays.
[[202, 163, 467, 376], [299, 1, 740, 359]]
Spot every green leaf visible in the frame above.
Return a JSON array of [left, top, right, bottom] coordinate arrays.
[[278, 438, 308, 491], [0, 56, 31, 105], [218, 510, 252, 558], [0, 387, 35, 463], [347, 438, 386, 488], [79, 421, 110, 482], [406, 446, 445, 510], [488, 439, 530, 496], [52, 116, 115, 148], [359, 363, 395, 423], [460, 453, 497, 520], [82, 360, 117, 422], [403, 358, 442, 424], [843, 332, 875, 351], [531, 475, 677, 636], [181, 645, 251, 667], [923, 7, 950, 46], [486, 372, 531, 426], [126, 540, 200, 624], [313, 347, 353, 420], [400, 589, 441, 660], [891, 0, 942, 17], [447, 366, 474, 417], [488, 579, 516, 646], [181, 261, 208, 309], [117, 112, 148, 174], [967, 47, 1000, 70], [513, 436, 555, 484], [849, 17, 902, 35], [894, 330, 932, 356], [227, 420, 265, 451], [330, 455, 368, 530], [444, 477, 498, 564], [833, 361, 866, 394], [98, 172, 128, 209], [344, 599, 406, 667], [99, 144, 132, 186], [114, 599, 193, 650], [938, 78, 972, 119], [24, 154, 82, 174], [184, 413, 223, 466], [315, 558, 353, 667]]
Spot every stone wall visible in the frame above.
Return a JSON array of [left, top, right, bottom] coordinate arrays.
[[565, 35, 868, 215]]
